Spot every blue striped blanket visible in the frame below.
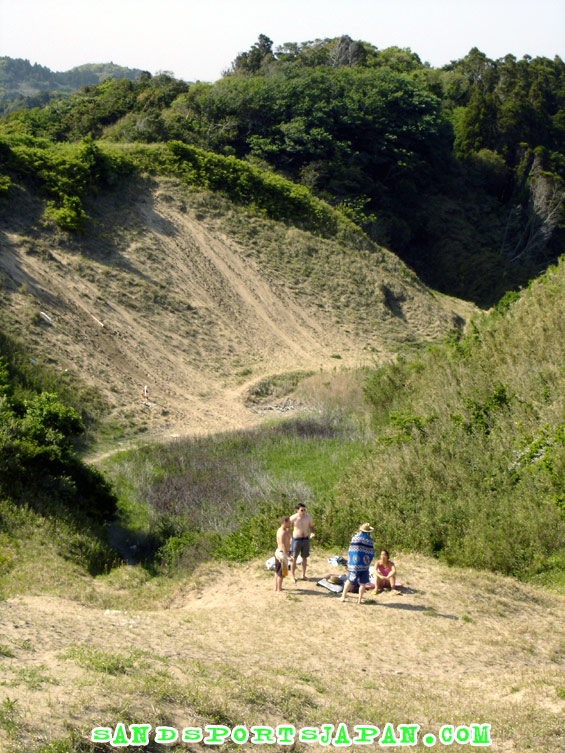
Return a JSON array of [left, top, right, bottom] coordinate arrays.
[[347, 531, 375, 571]]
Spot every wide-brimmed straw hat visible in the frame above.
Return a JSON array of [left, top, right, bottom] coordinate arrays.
[[360, 523, 374, 532]]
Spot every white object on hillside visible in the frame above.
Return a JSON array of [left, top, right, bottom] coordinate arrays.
[[90, 313, 104, 327]]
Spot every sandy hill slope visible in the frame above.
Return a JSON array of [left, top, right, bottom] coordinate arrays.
[[0, 553, 563, 752], [0, 178, 472, 441]]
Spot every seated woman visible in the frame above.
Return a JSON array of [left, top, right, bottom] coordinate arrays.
[[375, 549, 397, 592]]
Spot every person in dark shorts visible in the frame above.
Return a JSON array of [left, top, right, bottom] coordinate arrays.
[[340, 523, 375, 605], [289, 503, 315, 582]]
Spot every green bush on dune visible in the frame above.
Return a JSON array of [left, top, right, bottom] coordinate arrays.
[[0, 355, 117, 575], [1, 131, 360, 241]]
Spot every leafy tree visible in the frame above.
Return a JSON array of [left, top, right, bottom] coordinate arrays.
[[230, 34, 275, 74], [453, 88, 499, 156]]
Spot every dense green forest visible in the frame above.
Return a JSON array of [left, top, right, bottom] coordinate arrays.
[[1, 37, 563, 304]]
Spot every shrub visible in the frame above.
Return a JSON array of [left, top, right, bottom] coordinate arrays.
[[45, 195, 87, 230], [165, 140, 356, 238], [0, 359, 117, 523]]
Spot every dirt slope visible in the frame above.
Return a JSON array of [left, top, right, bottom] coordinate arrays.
[[0, 553, 563, 752], [0, 179, 472, 442]]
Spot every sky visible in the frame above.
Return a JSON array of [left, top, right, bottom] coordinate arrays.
[[1, 0, 564, 82]]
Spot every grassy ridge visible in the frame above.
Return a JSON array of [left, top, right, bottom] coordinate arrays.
[[335, 259, 565, 580], [0, 327, 118, 585]]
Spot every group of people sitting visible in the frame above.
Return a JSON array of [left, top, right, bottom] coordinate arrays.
[[274, 510, 398, 603]]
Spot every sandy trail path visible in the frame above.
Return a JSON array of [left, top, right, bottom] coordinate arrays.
[[0, 182, 472, 450], [1, 553, 563, 752]]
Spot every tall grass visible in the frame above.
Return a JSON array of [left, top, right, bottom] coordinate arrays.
[[0, 499, 117, 599], [337, 259, 565, 579], [102, 411, 370, 572]]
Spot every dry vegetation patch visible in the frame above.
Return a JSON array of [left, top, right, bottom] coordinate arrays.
[[0, 553, 563, 752]]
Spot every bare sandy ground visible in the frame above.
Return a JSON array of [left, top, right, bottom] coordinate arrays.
[[0, 181, 473, 448], [0, 553, 563, 752]]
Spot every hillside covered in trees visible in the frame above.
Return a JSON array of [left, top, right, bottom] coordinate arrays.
[[1, 36, 563, 305], [0, 57, 145, 115]]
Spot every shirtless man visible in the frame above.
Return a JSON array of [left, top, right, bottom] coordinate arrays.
[[289, 503, 315, 582], [274, 517, 292, 593]]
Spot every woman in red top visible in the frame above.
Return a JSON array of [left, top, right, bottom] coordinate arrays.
[[375, 549, 397, 592]]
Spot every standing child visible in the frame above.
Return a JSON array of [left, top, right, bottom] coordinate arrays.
[[274, 517, 293, 593]]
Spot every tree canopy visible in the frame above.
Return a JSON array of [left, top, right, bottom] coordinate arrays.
[[1, 37, 564, 305]]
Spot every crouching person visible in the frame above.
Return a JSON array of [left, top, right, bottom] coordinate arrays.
[[376, 549, 398, 592]]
